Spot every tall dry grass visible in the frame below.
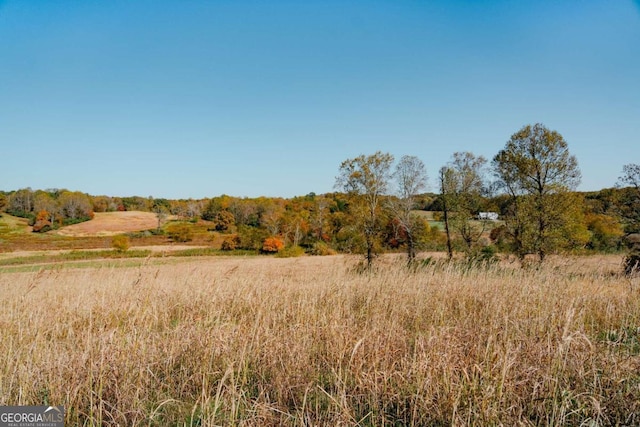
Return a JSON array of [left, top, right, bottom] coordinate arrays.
[[0, 255, 639, 426]]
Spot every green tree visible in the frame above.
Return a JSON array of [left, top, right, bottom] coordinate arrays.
[[336, 152, 394, 269], [201, 198, 222, 221], [237, 225, 269, 250], [439, 152, 488, 260], [390, 155, 429, 263], [214, 210, 236, 231], [585, 213, 624, 251], [121, 196, 149, 212], [493, 123, 582, 263]]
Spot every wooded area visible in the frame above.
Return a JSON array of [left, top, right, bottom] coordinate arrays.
[[1, 123, 639, 271]]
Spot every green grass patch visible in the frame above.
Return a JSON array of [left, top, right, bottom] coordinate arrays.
[[170, 247, 257, 257], [0, 249, 153, 267], [0, 214, 30, 235], [0, 254, 201, 273], [0, 247, 260, 269], [0, 260, 148, 273], [275, 246, 306, 258]]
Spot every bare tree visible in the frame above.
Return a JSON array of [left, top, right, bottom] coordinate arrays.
[[310, 196, 330, 241], [59, 191, 92, 220], [618, 164, 640, 190], [154, 206, 168, 231], [187, 200, 203, 220], [8, 188, 34, 215]]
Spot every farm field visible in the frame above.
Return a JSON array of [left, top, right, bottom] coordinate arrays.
[[0, 212, 219, 253], [53, 211, 164, 237], [1, 254, 639, 426]]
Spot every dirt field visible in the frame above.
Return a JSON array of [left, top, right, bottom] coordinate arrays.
[[54, 211, 161, 237]]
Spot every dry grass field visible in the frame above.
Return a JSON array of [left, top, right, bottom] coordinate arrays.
[[54, 211, 163, 237], [1, 254, 639, 426]]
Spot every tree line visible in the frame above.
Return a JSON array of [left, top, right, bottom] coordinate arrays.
[[336, 124, 638, 269], [1, 123, 638, 269]]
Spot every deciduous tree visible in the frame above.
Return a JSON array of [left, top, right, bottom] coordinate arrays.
[[390, 155, 428, 263], [336, 152, 394, 269], [262, 236, 284, 253], [7, 188, 34, 216], [493, 123, 581, 263], [34, 192, 59, 223], [585, 213, 624, 251], [617, 163, 640, 233], [439, 152, 488, 259], [59, 191, 93, 221], [214, 210, 235, 232], [619, 164, 640, 190]]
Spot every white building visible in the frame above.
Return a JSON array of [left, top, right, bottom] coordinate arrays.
[[478, 212, 499, 221]]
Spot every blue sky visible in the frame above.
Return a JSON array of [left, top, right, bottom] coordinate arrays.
[[1, 0, 639, 199]]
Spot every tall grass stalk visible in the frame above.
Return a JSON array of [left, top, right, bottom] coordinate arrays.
[[0, 255, 638, 426]]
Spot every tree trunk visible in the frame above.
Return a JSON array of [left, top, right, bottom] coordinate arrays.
[[407, 232, 416, 264], [443, 204, 453, 261]]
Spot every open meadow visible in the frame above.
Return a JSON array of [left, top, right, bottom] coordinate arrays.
[[1, 254, 639, 426]]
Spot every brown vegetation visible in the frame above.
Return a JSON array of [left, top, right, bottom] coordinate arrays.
[[0, 255, 638, 425], [54, 211, 161, 237]]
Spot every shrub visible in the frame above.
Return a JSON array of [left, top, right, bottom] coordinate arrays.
[[624, 255, 640, 276], [62, 216, 93, 226], [32, 210, 53, 233], [221, 235, 241, 251], [276, 245, 305, 258], [478, 244, 498, 262], [112, 235, 130, 252], [166, 223, 193, 242], [623, 234, 640, 276], [308, 241, 337, 256], [262, 237, 284, 253]]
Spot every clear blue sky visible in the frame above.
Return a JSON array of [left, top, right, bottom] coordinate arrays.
[[1, 0, 639, 199]]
